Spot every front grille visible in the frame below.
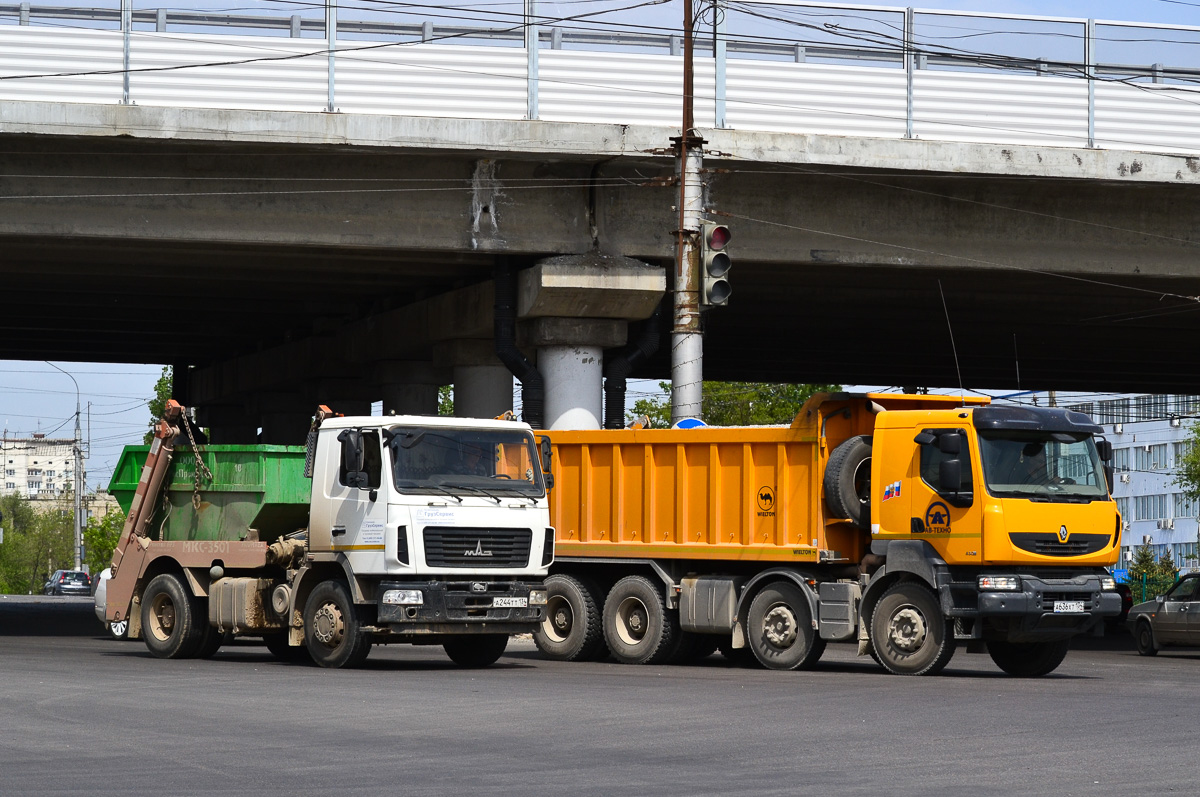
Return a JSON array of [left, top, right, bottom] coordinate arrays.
[[423, 527, 532, 568], [1010, 532, 1109, 557]]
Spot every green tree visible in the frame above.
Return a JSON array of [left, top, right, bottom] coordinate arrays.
[[83, 507, 126, 574], [1122, 544, 1179, 604], [630, 381, 841, 428], [0, 494, 74, 594], [438, 385, 454, 416], [144, 365, 173, 443]]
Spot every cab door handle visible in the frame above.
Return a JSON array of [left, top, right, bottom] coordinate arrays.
[[332, 526, 347, 537], [910, 517, 925, 534]]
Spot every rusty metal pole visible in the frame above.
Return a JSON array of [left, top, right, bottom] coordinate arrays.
[[671, 0, 705, 424]]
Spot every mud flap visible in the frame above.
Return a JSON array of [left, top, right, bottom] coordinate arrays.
[[857, 617, 871, 656]]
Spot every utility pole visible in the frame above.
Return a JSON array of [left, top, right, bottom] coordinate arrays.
[[671, 0, 706, 424], [47, 362, 83, 572]]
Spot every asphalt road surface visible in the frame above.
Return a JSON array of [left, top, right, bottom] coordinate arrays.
[[1, 596, 1193, 797]]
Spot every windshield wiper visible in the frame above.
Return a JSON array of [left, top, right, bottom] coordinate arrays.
[[409, 484, 462, 503], [440, 483, 502, 504]]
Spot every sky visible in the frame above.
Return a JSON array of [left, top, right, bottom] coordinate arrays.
[[4, 0, 1199, 487]]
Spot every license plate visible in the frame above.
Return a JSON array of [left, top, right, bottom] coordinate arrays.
[[493, 597, 527, 608], [1053, 600, 1084, 613]]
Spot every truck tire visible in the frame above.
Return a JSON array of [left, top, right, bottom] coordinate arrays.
[[746, 582, 826, 670], [141, 573, 206, 659], [986, 639, 1070, 677], [534, 574, 606, 662], [107, 619, 130, 641], [824, 435, 872, 530], [304, 581, 373, 668], [194, 620, 224, 659], [870, 581, 955, 675], [1135, 620, 1158, 657], [603, 575, 678, 665], [444, 634, 509, 668]]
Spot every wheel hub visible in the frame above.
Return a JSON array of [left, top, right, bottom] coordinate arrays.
[[313, 602, 345, 647], [887, 606, 927, 652], [541, 596, 572, 643], [615, 596, 650, 646], [762, 605, 798, 648]]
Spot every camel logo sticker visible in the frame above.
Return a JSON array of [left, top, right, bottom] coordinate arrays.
[[757, 486, 776, 517], [924, 501, 952, 534]]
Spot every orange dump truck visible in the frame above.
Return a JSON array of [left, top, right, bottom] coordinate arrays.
[[534, 392, 1123, 676]]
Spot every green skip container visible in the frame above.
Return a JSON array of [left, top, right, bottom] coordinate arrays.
[[108, 445, 311, 543]]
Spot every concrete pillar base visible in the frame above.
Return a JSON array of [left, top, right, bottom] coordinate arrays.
[[453, 365, 513, 419], [540, 345, 603, 429]]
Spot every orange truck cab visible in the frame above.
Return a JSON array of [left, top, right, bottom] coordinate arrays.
[[537, 392, 1122, 677]]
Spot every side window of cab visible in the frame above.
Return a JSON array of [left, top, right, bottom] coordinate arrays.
[[337, 429, 382, 490]]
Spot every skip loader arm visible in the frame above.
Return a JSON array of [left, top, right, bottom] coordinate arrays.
[[104, 400, 184, 625]]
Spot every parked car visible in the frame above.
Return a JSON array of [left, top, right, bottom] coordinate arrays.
[[1127, 573, 1200, 656], [92, 568, 129, 640], [43, 569, 91, 596]]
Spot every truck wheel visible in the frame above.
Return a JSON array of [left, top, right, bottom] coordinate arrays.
[[534, 574, 605, 662], [603, 575, 678, 665], [1135, 621, 1158, 657], [986, 639, 1070, 676], [746, 582, 827, 670], [870, 582, 955, 675], [444, 634, 509, 668], [824, 435, 872, 530], [194, 620, 224, 659], [141, 573, 205, 659], [107, 619, 130, 641], [304, 581, 373, 668]]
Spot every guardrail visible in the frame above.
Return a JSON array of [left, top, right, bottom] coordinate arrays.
[[2, 1, 1200, 154]]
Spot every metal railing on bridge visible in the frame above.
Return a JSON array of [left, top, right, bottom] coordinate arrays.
[[3, 1, 1200, 154]]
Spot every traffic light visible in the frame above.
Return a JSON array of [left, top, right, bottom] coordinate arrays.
[[700, 222, 731, 307]]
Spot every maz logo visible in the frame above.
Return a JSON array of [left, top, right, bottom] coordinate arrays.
[[464, 540, 494, 557]]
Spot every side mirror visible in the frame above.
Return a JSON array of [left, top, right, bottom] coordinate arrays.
[[1095, 438, 1113, 462], [1104, 464, 1115, 495], [537, 435, 555, 489], [914, 431, 936, 446], [337, 429, 369, 489], [938, 433, 961, 455]]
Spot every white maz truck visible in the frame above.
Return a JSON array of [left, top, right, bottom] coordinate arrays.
[[104, 403, 553, 668]]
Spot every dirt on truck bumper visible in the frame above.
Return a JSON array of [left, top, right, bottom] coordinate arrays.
[[972, 573, 1122, 642], [377, 579, 546, 635]]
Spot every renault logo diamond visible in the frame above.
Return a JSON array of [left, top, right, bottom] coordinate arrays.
[[1058, 525, 1069, 543]]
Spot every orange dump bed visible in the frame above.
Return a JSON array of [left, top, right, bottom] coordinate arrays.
[[547, 392, 987, 565]]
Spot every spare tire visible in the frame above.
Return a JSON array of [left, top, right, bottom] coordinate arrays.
[[824, 435, 872, 530]]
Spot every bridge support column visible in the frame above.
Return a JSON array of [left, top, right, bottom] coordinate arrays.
[[376, 362, 450, 417], [196, 403, 258, 444], [516, 254, 667, 430], [520, 318, 626, 430], [256, 393, 315, 444], [311, 379, 373, 418], [435, 340, 513, 419]]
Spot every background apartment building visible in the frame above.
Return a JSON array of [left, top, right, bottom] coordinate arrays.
[[1061, 394, 1200, 575], [1, 433, 77, 500]]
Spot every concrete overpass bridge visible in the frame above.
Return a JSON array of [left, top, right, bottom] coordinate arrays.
[[5, 1, 1200, 436]]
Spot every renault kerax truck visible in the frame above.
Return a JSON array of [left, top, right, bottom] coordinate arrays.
[[534, 393, 1121, 676]]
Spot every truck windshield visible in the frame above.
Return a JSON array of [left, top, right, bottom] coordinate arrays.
[[388, 426, 545, 498], [977, 431, 1108, 501]]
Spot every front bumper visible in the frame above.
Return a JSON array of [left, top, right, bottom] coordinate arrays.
[[376, 579, 544, 635], [974, 574, 1122, 642]]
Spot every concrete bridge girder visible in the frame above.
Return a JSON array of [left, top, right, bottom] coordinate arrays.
[[6, 103, 1200, 406]]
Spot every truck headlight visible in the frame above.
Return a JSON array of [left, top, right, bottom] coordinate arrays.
[[1100, 576, 1116, 591], [978, 575, 1020, 591], [529, 589, 548, 606], [382, 589, 424, 606]]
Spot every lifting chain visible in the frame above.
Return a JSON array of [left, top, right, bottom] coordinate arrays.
[[183, 414, 212, 510]]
